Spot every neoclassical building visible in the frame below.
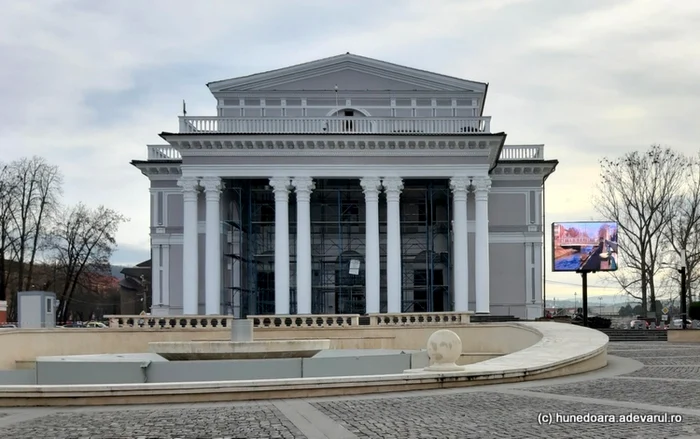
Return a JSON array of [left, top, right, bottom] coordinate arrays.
[[132, 53, 558, 319]]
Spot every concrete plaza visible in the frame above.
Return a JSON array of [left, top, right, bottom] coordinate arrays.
[[1, 342, 700, 438]]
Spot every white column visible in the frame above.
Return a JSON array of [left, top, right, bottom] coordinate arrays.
[[202, 177, 223, 315], [151, 244, 162, 305], [292, 177, 314, 315], [383, 177, 403, 313], [162, 244, 170, 309], [450, 177, 469, 312], [178, 176, 200, 315], [360, 177, 382, 314], [474, 176, 492, 314], [270, 177, 291, 315]]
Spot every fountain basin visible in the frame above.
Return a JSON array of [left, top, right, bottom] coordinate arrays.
[[149, 339, 331, 361]]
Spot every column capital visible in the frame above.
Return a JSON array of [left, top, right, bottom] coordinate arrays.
[[381, 177, 403, 193], [177, 176, 199, 192], [473, 176, 491, 202], [270, 177, 291, 202], [201, 176, 223, 192], [360, 177, 382, 201], [178, 176, 199, 202], [473, 176, 491, 193], [292, 177, 315, 201], [201, 176, 223, 201], [450, 176, 469, 201], [449, 176, 470, 193]]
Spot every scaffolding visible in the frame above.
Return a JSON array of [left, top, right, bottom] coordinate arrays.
[[310, 179, 366, 314], [223, 178, 452, 317], [400, 180, 452, 312]]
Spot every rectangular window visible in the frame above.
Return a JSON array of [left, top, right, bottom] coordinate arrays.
[[46, 297, 53, 314]]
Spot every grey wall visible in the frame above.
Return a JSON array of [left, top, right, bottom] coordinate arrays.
[[36, 361, 146, 385], [0, 369, 36, 385], [30, 351, 428, 385]]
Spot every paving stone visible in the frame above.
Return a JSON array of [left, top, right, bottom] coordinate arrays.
[[1, 404, 306, 439], [623, 365, 700, 380], [528, 377, 700, 409], [624, 356, 700, 366], [313, 392, 700, 439]]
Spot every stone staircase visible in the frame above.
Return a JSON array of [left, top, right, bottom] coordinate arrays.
[[599, 328, 668, 342]]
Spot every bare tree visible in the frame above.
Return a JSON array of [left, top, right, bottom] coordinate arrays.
[[665, 153, 700, 305], [47, 204, 127, 322], [595, 144, 688, 316], [2, 157, 63, 319], [0, 164, 20, 302], [21, 159, 62, 292]]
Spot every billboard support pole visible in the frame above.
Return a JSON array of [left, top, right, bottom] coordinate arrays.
[[576, 269, 595, 327]]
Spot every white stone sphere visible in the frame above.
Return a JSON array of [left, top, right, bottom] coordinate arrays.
[[426, 329, 462, 368]]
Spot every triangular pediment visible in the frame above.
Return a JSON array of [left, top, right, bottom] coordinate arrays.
[[207, 53, 486, 93]]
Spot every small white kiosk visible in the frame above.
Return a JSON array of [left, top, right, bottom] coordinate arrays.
[[17, 291, 57, 328]]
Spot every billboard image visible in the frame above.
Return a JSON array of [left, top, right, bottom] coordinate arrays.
[[552, 221, 618, 272]]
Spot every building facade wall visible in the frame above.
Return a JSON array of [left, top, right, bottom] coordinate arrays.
[[148, 175, 544, 318]]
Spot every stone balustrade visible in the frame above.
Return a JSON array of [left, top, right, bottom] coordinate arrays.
[[368, 312, 472, 326], [104, 312, 471, 330], [179, 116, 491, 135], [105, 315, 235, 329], [248, 314, 360, 329]]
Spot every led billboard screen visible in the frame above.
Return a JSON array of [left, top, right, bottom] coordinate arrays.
[[552, 221, 618, 272]]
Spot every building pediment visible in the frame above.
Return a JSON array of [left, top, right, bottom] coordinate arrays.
[[207, 53, 486, 93]]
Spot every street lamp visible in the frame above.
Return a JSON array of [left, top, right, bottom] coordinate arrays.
[[679, 250, 688, 330]]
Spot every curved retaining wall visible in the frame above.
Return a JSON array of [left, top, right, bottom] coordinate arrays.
[[0, 322, 607, 407]]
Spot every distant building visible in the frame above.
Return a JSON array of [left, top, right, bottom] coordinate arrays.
[[132, 54, 558, 319]]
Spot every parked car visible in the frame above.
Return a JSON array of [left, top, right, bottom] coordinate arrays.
[[85, 321, 107, 328], [671, 318, 694, 328]]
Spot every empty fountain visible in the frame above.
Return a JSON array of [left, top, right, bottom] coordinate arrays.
[[149, 319, 331, 360]]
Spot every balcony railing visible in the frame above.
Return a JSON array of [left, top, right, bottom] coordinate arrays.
[[178, 116, 491, 134], [148, 145, 181, 160], [499, 144, 544, 160], [144, 144, 544, 162]]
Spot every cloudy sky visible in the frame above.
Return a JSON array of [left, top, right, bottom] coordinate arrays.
[[1, 0, 698, 301]]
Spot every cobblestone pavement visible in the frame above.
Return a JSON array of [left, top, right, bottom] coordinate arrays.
[[0, 404, 306, 439], [1, 341, 700, 438]]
